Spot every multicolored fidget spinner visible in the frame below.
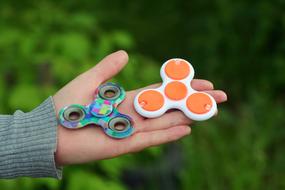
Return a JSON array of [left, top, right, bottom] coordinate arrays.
[[58, 83, 134, 138], [134, 58, 217, 121]]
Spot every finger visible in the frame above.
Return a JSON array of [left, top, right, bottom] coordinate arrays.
[[129, 125, 191, 153], [134, 79, 213, 92], [127, 79, 214, 99], [133, 83, 161, 93], [204, 90, 227, 103], [124, 83, 161, 103], [137, 111, 192, 132], [191, 79, 214, 91], [78, 50, 129, 85]]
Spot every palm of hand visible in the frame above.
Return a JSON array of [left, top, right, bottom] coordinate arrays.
[[53, 51, 227, 166]]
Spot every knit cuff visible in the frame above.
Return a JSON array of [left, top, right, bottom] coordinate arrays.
[[0, 97, 62, 179]]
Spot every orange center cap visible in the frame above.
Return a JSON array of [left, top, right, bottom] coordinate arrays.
[[138, 90, 164, 111], [165, 81, 187, 100], [186, 93, 213, 114], [165, 59, 190, 80]]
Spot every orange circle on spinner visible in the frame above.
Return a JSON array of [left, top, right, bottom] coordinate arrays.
[[164, 81, 187, 100], [164, 59, 190, 80], [138, 90, 164, 111], [186, 93, 213, 114]]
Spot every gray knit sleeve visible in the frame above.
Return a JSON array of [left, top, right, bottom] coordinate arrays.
[[0, 97, 62, 179]]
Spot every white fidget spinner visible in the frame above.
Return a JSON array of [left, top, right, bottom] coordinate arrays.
[[134, 58, 217, 121]]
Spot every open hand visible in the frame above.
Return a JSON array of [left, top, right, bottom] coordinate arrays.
[[53, 50, 227, 166]]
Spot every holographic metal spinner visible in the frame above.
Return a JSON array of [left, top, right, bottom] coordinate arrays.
[[58, 83, 134, 139]]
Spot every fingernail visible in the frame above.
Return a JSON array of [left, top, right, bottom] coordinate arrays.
[[221, 91, 228, 102], [209, 82, 214, 89], [185, 126, 191, 135]]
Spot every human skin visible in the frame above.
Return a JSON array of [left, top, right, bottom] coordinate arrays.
[[53, 50, 227, 166]]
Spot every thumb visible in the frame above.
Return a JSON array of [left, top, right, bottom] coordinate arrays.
[[79, 50, 129, 85], [54, 50, 129, 107]]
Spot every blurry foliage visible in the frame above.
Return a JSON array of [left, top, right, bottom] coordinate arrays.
[[0, 0, 285, 190]]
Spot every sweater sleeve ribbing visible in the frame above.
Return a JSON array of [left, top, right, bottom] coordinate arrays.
[[0, 96, 62, 179]]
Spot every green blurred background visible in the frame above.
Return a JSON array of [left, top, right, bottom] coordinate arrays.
[[0, 0, 285, 189]]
